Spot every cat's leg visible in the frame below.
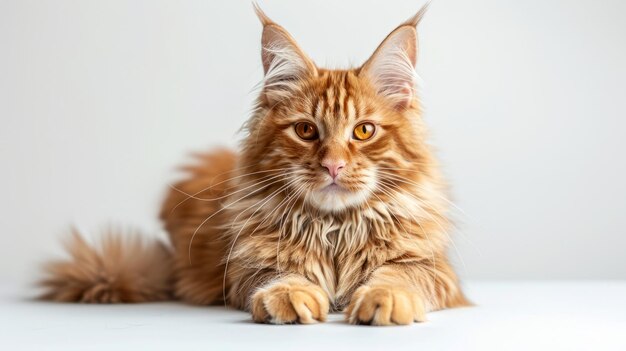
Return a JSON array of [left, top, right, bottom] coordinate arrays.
[[345, 259, 470, 326], [231, 271, 329, 324]]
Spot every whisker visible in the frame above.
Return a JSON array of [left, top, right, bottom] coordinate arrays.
[[226, 173, 298, 231], [221, 177, 302, 304], [378, 171, 480, 252], [249, 178, 306, 238], [378, 179, 468, 274], [168, 168, 290, 214], [170, 172, 289, 203], [377, 170, 473, 221], [374, 184, 438, 300], [276, 181, 310, 272], [187, 176, 289, 265]]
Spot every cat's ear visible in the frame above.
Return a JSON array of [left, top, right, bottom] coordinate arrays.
[[359, 4, 429, 109], [254, 4, 317, 102]]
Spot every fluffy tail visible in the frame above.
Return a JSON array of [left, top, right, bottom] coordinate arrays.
[[39, 228, 174, 303]]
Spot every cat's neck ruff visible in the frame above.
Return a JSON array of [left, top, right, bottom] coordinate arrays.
[[223, 181, 436, 254]]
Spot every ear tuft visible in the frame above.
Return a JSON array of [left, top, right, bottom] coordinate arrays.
[[253, 2, 274, 27], [360, 3, 430, 109], [402, 0, 430, 27]]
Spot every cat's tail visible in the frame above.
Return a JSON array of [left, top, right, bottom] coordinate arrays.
[[39, 227, 174, 303]]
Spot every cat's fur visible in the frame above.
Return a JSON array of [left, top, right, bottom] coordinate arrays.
[[40, 4, 469, 325]]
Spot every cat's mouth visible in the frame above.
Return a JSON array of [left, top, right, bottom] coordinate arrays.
[[307, 179, 371, 212], [319, 183, 348, 193]]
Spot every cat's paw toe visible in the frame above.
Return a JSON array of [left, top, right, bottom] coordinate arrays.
[[345, 286, 426, 326], [251, 282, 329, 324]]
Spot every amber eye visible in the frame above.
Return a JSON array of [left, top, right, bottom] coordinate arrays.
[[294, 122, 318, 141], [353, 122, 375, 141]]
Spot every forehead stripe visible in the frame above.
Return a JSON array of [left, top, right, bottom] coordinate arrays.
[[346, 97, 356, 120], [311, 95, 320, 118]]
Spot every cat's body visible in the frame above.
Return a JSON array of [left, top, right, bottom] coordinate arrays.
[[40, 4, 469, 325]]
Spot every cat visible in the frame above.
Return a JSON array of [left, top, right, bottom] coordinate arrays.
[[40, 3, 470, 326]]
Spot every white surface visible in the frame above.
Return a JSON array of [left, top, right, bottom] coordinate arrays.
[[1, 0, 626, 283], [3, 281, 625, 350]]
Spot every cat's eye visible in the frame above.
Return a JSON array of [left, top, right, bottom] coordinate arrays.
[[353, 122, 376, 141], [294, 122, 318, 141]]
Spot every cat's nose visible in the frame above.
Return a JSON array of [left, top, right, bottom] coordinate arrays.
[[321, 159, 346, 180]]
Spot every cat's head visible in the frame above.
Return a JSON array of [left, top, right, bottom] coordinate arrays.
[[241, 4, 433, 213]]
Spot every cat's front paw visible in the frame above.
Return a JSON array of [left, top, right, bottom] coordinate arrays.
[[251, 281, 329, 324], [345, 285, 426, 326]]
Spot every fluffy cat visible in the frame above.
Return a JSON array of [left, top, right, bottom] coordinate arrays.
[[40, 4, 470, 325]]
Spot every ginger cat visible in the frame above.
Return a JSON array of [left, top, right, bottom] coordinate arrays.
[[40, 4, 469, 326]]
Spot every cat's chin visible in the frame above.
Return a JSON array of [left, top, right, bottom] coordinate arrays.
[[308, 184, 371, 213]]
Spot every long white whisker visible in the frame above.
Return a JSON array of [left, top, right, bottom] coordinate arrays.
[[378, 171, 480, 254], [226, 173, 297, 231], [221, 177, 301, 305], [276, 181, 309, 272], [379, 179, 468, 274], [377, 169, 473, 221], [171, 172, 289, 203], [249, 177, 306, 238], [187, 176, 288, 265], [169, 167, 290, 214], [373, 184, 437, 300]]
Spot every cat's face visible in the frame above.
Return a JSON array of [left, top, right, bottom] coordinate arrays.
[[243, 7, 428, 213], [260, 71, 422, 213]]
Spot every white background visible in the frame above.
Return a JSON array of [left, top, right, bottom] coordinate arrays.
[[1, 0, 625, 284]]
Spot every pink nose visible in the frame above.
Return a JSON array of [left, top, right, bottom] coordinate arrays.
[[321, 160, 346, 179]]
